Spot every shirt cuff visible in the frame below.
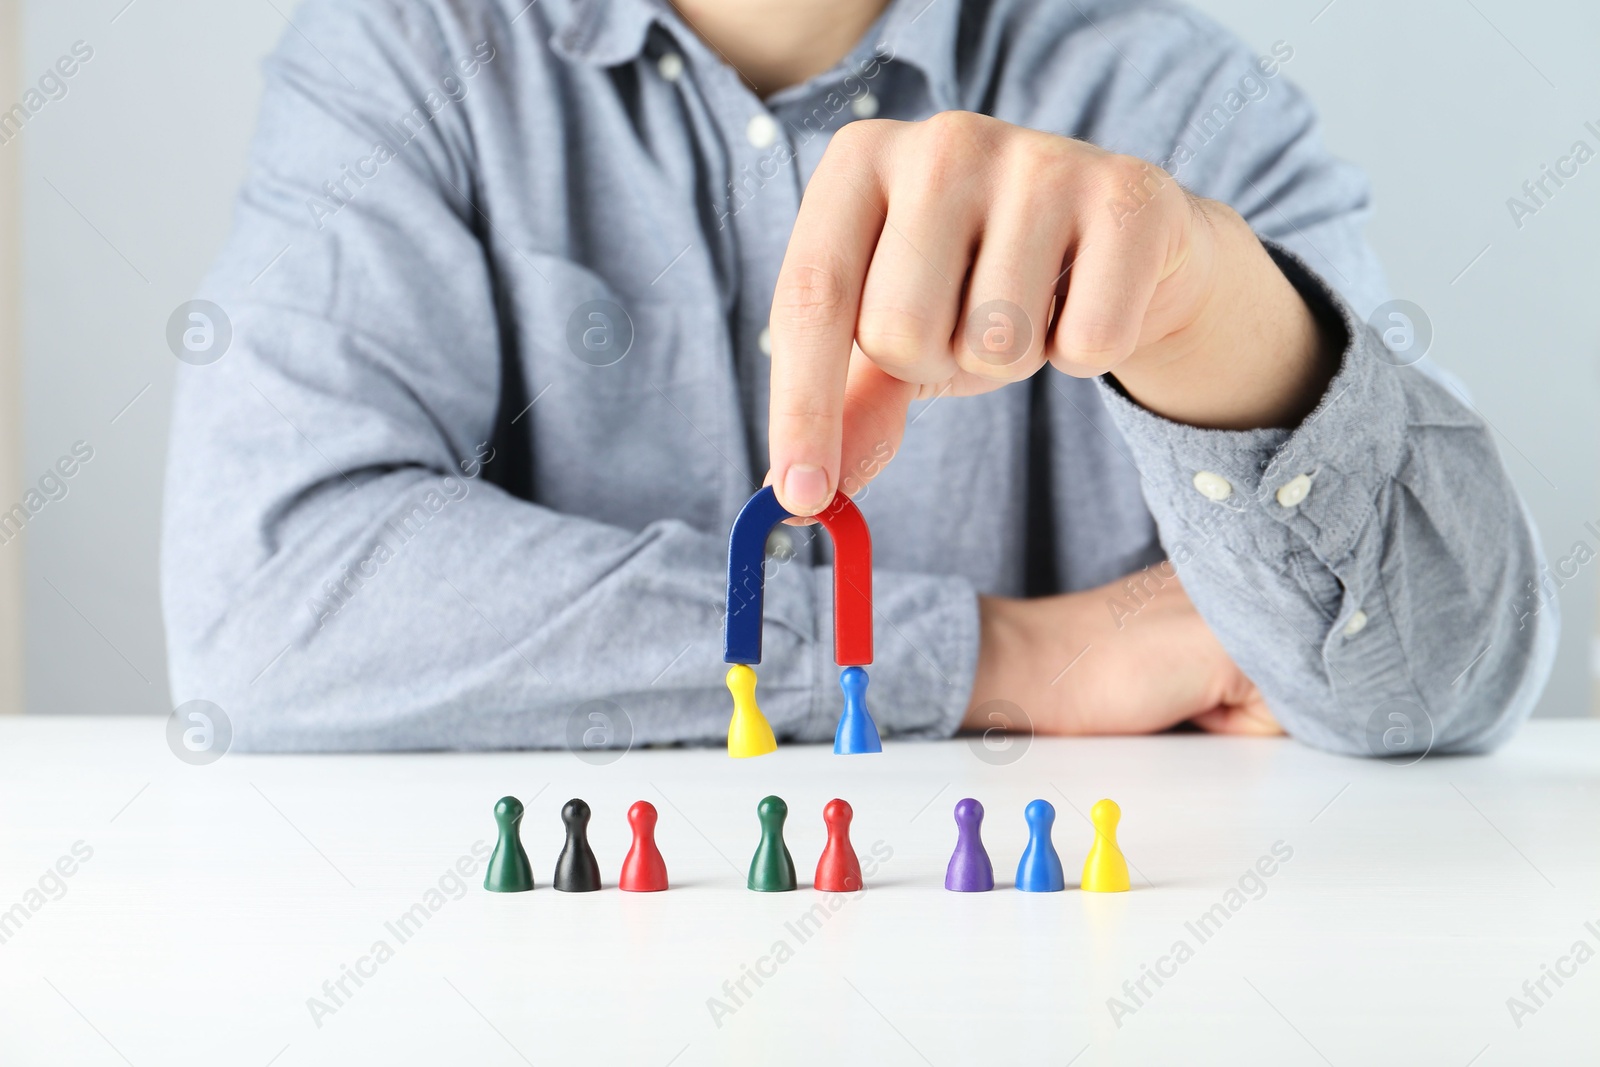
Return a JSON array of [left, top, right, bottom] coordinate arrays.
[[1093, 241, 1406, 573]]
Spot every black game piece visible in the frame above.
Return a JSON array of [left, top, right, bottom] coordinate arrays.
[[554, 798, 602, 892]]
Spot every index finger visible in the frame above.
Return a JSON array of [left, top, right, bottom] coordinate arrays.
[[767, 127, 889, 516]]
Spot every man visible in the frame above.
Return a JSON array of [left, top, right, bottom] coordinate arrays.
[[162, 0, 1556, 753]]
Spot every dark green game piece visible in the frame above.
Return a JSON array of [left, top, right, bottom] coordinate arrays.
[[554, 798, 602, 892], [747, 795, 797, 892], [484, 796, 534, 893]]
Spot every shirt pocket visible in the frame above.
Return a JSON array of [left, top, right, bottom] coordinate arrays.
[[510, 255, 748, 532]]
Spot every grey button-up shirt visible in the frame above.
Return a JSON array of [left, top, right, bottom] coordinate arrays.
[[162, 0, 1557, 754]]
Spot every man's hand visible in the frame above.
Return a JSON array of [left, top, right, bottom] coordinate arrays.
[[766, 111, 1334, 515], [966, 572, 1283, 738]]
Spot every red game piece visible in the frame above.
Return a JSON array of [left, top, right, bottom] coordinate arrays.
[[619, 801, 668, 892], [814, 798, 863, 892]]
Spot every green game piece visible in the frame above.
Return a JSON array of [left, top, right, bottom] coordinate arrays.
[[484, 796, 535, 892], [747, 795, 797, 892]]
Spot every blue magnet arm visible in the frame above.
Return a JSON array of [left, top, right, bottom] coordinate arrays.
[[724, 486, 794, 664]]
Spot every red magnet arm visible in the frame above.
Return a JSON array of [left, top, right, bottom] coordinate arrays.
[[818, 492, 872, 666]]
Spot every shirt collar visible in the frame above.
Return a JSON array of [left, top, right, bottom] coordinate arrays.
[[869, 0, 961, 111], [550, 0, 661, 67], [552, 0, 962, 111]]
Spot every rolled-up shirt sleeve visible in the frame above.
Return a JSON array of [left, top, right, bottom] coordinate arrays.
[[1096, 244, 1558, 755], [1058, 9, 1559, 754]]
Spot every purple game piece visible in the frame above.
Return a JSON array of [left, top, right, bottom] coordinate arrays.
[[944, 798, 994, 892]]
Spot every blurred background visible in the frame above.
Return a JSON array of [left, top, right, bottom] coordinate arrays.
[[0, 0, 1596, 719]]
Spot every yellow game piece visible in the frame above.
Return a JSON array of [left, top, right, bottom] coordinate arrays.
[[725, 665, 777, 758], [1081, 798, 1131, 893]]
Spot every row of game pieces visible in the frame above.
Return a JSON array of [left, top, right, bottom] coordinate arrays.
[[482, 794, 862, 893], [483, 792, 1131, 893], [950, 796, 1129, 893], [483, 796, 665, 893]]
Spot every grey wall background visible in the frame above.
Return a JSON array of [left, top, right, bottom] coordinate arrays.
[[15, 0, 1600, 718], [1, 0, 25, 715]]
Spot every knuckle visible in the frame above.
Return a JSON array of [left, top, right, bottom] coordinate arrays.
[[1056, 316, 1130, 372], [774, 263, 852, 329], [921, 109, 970, 139], [916, 110, 986, 180], [1095, 154, 1167, 204], [1054, 352, 1119, 378], [774, 392, 837, 425], [857, 306, 936, 370], [1012, 149, 1057, 189], [829, 117, 887, 153], [962, 297, 1039, 365], [958, 354, 1034, 384], [1003, 135, 1066, 188]]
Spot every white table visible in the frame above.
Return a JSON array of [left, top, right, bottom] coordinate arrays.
[[0, 718, 1595, 1066]]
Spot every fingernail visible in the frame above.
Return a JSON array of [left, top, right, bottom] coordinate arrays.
[[781, 464, 830, 514]]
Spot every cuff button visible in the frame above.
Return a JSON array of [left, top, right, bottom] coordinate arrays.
[[1192, 471, 1233, 502], [1276, 474, 1312, 508]]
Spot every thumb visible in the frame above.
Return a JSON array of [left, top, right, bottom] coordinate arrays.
[[1190, 700, 1284, 736]]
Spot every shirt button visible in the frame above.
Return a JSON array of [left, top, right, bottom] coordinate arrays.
[[1342, 610, 1368, 636], [1192, 471, 1232, 502], [851, 92, 879, 118], [1276, 474, 1312, 508], [757, 327, 772, 357], [657, 53, 684, 81], [746, 114, 778, 148]]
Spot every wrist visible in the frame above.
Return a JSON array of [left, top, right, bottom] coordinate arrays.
[[1114, 202, 1336, 431], [964, 595, 1029, 731], [964, 592, 1096, 734]]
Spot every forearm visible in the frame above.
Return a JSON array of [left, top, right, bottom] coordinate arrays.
[[162, 369, 976, 751], [165, 507, 977, 752]]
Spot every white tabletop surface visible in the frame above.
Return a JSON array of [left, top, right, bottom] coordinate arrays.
[[1, 717, 1596, 1066]]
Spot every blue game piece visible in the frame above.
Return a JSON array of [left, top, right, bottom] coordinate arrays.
[[1015, 799, 1065, 892], [833, 666, 882, 754], [944, 798, 994, 892]]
